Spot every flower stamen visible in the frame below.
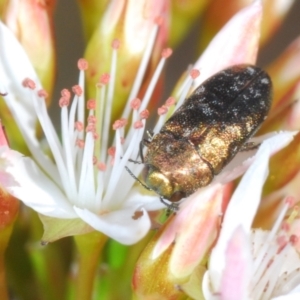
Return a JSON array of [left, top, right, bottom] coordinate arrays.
[[249, 196, 300, 299]]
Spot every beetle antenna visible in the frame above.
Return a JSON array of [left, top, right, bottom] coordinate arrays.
[[125, 166, 152, 191]]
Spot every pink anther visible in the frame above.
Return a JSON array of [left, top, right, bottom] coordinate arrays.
[[100, 73, 110, 85], [290, 235, 298, 245], [76, 139, 85, 148], [140, 109, 149, 119], [113, 120, 123, 130], [165, 97, 175, 107], [190, 69, 200, 79], [112, 39, 120, 49], [78, 58, 88, 71], [22, 78, 36, 89], [37, 89, 49, 98], [59, 97, 70, 107], [87, 99, 96, 110], [61, 89, 71, 100], [161, 48, 172, 58], [97, 162, 106, 171], [158, 105, 168, 115], [130, 98, 141, 110], [285, 196, 295, 207], [134, 120, 143, 129], [72, 85, 83, 96], [108, 146, 116, 157], [75, 121, 84, 131]]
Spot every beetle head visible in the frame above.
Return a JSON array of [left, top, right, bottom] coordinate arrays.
[[142, 164, 186, 202]]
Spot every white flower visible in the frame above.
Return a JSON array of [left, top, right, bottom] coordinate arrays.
[[203, 135, 300, 300], [0, 20, 170, 245], [0, 11, 206, 244]]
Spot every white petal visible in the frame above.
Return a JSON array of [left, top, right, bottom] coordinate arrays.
[[202, 271, 219, 300], [272, 289, 300, 300], [0, 21, 41, 95], [208, 131, 296, 291], [123, 186, 165, 211], [0, 21, 60, 182], [74, 206, 151, 245], [209, 137, 271, 291], [1, 149, 76, 218], [0, 21, 39, 134]]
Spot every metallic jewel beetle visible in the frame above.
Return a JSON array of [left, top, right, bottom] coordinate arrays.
[[138, 64, 272, 208]]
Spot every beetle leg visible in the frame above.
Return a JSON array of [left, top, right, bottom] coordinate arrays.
[[128, 139, 149, 164], [160, 197, 179, 214], [165, 205, 179, 217], [139, 138, 152, 163], [135, 130, 153, 163], [240, 142, 259, 151], [126, 137, 151, 164], [139, 140, 146, 163], [128, 158, 142, 164]]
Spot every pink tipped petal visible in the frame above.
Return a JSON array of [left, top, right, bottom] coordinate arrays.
[[193, 0, 262, 88], [169, 185, 224, 278], [219, 226, 253, 300], [1, 150, 76, 218], [101, 0, 124, 34], [151, 185, 222, 260], [124, 0, 167, 53], [152, 184, 224, 278], [74, 206, 151, 245]]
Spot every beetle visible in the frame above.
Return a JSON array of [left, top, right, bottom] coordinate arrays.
[[128, 64, 272, 210]]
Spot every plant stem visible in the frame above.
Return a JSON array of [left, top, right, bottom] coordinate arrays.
[[73, 232, 108, 300]]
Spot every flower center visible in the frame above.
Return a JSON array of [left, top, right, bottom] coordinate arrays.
[[250, 196, 300, 299]]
